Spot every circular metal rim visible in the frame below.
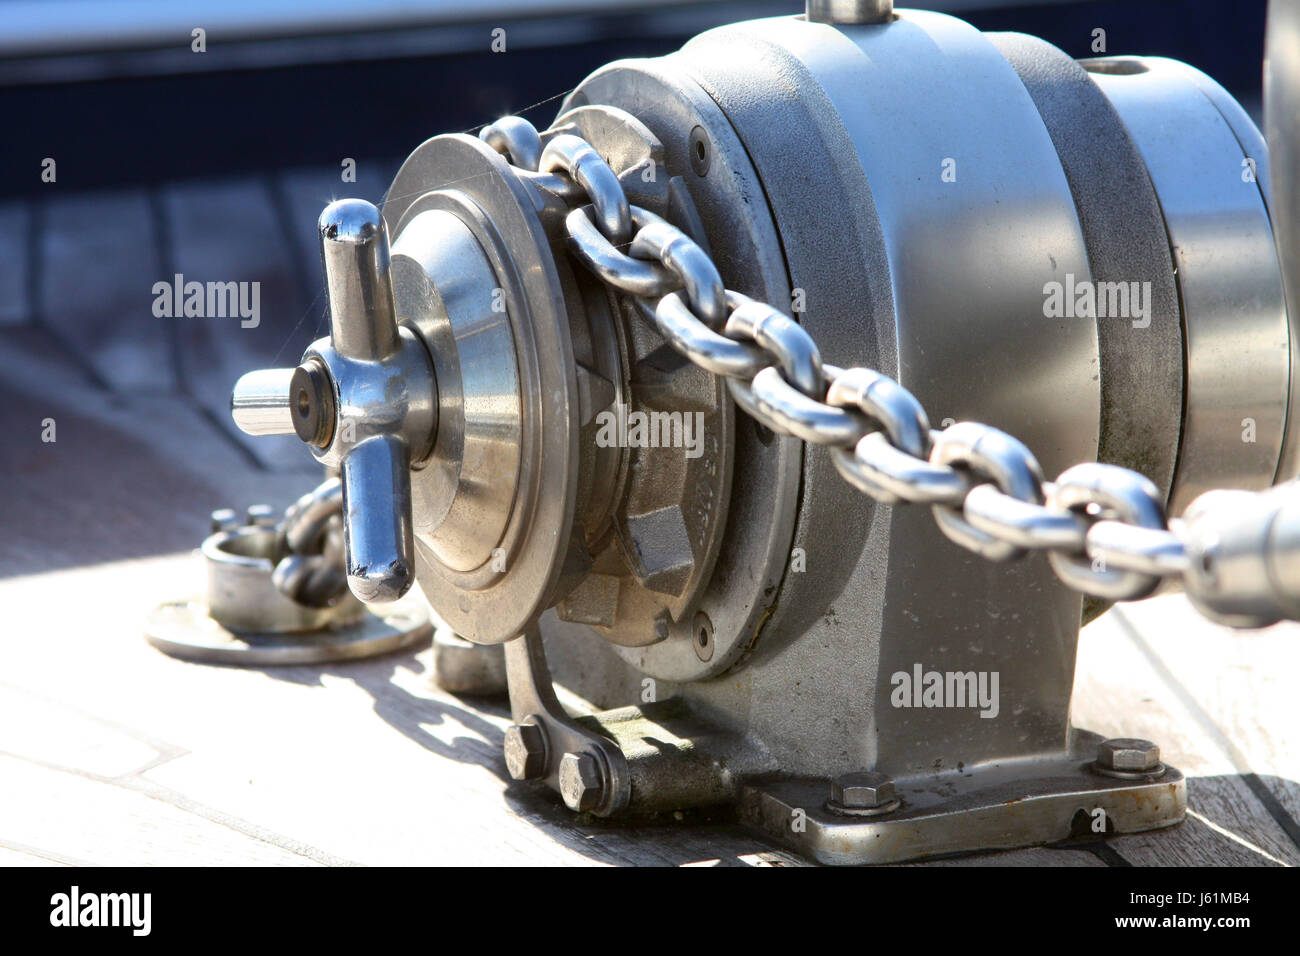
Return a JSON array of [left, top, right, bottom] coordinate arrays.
[[1267, 0, 1300, 484], [145, 601, 431, 666], [393, 197, 526, 583], [561, 59, 803, 681], [384, 134, 580, 645], [1085, 56, 1289, 516], [989, 33, 1185, 506], [552, 102, 739, 640]]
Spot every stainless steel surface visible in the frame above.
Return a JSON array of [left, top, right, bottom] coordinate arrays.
[[145, 600, 431, 666], [1045, 463, 1168, 601], [209, 508, 239, 534], [478, 115, 542, 172], [1087, 57, 1290, 516], [539, 134, 632, 243], [743, 752, 1187, 865], [430, 624, 509, 696], [541, 105, 739, 650], [989, 33, 1185, 502], [382, 132, 582, 642], [231, 367, 296, 436], [929, 422, 1047, 562], [567, 206, 678, 298], [805, 0, 893, 25], [231, 198, 439, 604], [321, 199, 401, 361], [1268, 0, 1300, 484], [557, 65, 801, 681], [524, 18, 1300, 627], [313, 200, 437, 603], [391, 209, 522, 576], [1180, 480, 1300, 627]]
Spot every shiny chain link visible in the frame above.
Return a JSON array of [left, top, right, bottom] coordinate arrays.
[[481, 116, 1300, 627]]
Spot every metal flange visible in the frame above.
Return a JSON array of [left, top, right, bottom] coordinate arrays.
[[145, 600, 430, 666], [383, 133, 584, 645]]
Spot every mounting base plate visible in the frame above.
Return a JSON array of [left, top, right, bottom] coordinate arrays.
[[740, 749, 1186, 865]]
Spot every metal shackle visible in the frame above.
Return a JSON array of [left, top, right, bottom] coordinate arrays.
[[231, 199, 437, 603]]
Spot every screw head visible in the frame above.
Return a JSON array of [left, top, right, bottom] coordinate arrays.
[[1097, 738, 1161, 773], [503, 722, 547, 781], [831, 771, 896, 809], [210, 508, 239, 534], [692, 611, 714, 662], [246, 504, 277, 528], [558, 752, 604, 812]]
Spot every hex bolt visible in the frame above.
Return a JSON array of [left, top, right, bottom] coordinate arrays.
[[558, 752, 604, 812], [210, 508, 239, 534], [1096, 737, 1162, 774], [246, 504, 277, 528], [503, 722, 548, 781], [830, 771, 896, 810]]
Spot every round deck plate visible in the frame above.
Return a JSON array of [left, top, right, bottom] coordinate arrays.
[[145, 600, 431, 666]]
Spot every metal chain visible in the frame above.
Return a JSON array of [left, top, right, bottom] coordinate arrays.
[[481, 116, 1300, 628], [271, 477, 350, 608]]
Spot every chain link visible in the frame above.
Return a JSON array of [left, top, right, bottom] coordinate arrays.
[[481, 117, 1300, 628], [271, 477, 350, 608]]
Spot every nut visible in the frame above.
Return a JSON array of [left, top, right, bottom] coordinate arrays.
[[1097, 738, 1161, 773], [503, 722, 547, 781], [558, 752, 604, 812], [246, 504, 277, 528], [210, 508, 239, 534], [831, 771, 895, 809]]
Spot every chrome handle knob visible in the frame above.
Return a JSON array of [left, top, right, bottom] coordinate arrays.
[[320, 198, 402, 362], [340, 434, 414, 603], [230, 198, 437, 604], [317, 199, 419, 604], [230, 368, 296, 436]]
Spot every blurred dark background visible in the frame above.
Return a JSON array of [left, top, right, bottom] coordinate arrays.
[[0, 0, 1269, 196], [0, 0, 1272, 574]]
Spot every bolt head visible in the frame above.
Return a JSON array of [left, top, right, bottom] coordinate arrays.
[[246, 504, 276, 528], [210, 508, 239, 534], [503, 723, 547, 781], [831, 771, 895, 809], [558, 752, 603, 812], [1097, 738, 1161, 773]]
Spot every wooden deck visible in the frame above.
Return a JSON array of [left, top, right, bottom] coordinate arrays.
[[1, 172, 1297, 866]]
